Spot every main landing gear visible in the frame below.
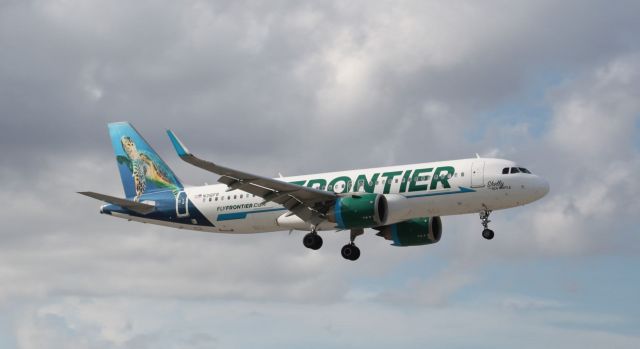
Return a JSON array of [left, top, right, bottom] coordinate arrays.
[[341, 228, 363, 261], [479, 208, 494, 240], [302, 228, 323, 250], [302, 227, 363, 261]]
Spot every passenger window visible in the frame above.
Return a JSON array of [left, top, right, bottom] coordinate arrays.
[[215, 197, 218, 201], [395, 179, 398, 183], [511, 167, 520, 174], [240, 195, 243, 199], [502, 167, 509, 174], [461, 172, 464, 177], [209, 197, 212, 202]]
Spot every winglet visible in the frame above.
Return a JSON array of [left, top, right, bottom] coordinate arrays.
[[167, 130, 191, 157]]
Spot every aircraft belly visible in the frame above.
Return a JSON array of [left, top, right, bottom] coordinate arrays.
[[213, 208, 283, 233], [405, 189, 488, 217]]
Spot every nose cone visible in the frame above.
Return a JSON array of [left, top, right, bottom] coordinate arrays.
[[534, 176, 550, 200]]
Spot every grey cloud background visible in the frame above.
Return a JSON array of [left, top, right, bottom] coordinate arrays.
[[1, 0, 639, 348]]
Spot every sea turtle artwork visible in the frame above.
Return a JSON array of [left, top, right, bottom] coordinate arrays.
[[118, 136, 181, 201]]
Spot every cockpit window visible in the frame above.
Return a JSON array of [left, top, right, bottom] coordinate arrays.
[[503, 166, 533, 175]]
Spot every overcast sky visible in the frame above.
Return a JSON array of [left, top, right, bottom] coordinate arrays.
[[1, 0, 640, 348]]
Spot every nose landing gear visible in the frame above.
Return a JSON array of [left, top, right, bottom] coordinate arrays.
[[480, 208, 494, 240]]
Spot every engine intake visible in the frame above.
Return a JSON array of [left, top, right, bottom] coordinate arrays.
[[375, 216, 442, 246], [327, 194, 388, 229]]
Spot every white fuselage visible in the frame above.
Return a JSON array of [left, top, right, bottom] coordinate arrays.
[[112, 158, 549, 233]]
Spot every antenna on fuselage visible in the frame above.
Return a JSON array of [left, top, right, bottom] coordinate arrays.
[[475, 153, 481, 159]]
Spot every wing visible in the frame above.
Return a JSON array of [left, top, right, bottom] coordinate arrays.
[[167, 130, 338, 225]]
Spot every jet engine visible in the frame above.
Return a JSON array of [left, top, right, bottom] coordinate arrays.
[[375, 216, 442, 246], [327, 194, 388, 229]]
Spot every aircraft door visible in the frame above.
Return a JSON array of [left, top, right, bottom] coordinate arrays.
[[176, 191, 189, 217], [471, 161, 485, 188]]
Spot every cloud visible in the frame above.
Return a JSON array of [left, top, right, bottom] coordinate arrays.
[[7, 296, 640, 349], [1, 0, 640, 347], [376, 266, 477, 307]]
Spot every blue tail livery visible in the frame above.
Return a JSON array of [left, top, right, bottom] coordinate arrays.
[[108, 122, 182, 201]]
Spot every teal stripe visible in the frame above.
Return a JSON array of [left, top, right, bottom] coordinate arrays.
[[391, 224, 400, 246], [216, 187, 475, 222], [216, 207, 286, 221], [335, 199, 345, 228]]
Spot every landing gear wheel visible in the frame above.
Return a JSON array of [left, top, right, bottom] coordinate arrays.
[[303, 232, 323, 250], [479, 208, 495, 240], [341, 243, 360, 261], [482, 228, 494, 240]]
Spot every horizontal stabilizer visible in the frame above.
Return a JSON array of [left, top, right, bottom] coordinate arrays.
[[78, 191, 156, 215]]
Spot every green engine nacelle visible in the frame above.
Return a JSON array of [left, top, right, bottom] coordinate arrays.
[[328, 194, 388, 229], [375, 217, 442, 246]]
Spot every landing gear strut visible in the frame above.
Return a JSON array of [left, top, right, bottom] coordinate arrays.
[[479, 208, 494, 240], [341, 229, 363, 261], [303, 227, 323, 250]]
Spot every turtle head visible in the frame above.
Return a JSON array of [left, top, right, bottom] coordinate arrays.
[[120, 136, 138, 158]]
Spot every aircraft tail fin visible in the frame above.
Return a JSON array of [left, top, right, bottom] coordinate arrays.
[[108, 122, 182, 201]]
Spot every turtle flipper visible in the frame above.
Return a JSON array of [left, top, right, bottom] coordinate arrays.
[[132, 159, 147, 202]]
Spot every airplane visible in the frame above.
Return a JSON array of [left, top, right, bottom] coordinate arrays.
[[79, 122, 550, 261]]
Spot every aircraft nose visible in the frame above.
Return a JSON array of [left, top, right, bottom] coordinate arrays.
[[535, 176, 550, 199]]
